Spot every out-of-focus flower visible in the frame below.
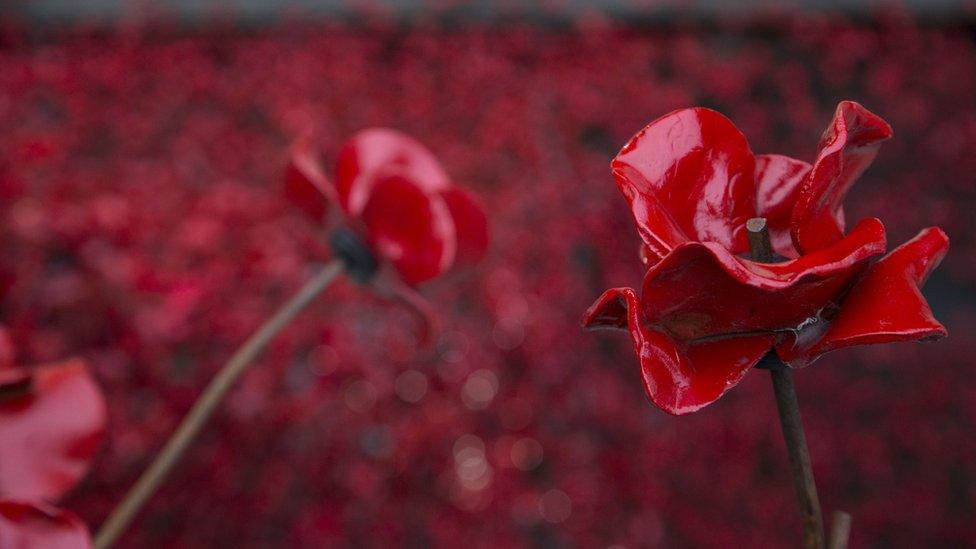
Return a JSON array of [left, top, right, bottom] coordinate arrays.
[[0, 500, 91, 549], [585, 101, 948, 414], [0, 334, 102, 549], [3, 24, 972, 547], [0, 358, 106, 502], [285, 128, 489, 285]]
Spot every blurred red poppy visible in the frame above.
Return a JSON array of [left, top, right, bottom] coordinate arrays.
[[285, 128, 489, 285], [0, 359, 106, 502], [0, 500, 91, 549], [584, 101, 948, 415]]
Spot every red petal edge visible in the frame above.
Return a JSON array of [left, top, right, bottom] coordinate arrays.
[[439, 187, 489, 264], [0, 359, 106, 502], [359, 172, 457, 285], [284, 133, 337, 223], [583, 288, 775, 415], [335, 128, 451, 216], [790, 101, 893, 254], [640, 217, 886, 340], [0, 500, 91, 549], [782, 227, 949, 364], [611, 108, 758, 261], [754, 154, 811, 258]]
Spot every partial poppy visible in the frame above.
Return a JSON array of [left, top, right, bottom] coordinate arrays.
[[585, 101, 948, 414], [0, 500, 91, 549], [0, 359, 106, 502]]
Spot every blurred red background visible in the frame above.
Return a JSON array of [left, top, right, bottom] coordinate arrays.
[[1, 6, 974, 547]]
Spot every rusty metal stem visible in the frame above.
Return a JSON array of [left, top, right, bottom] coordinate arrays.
[[770, 366, 826, 549], [747, 217, 825, 549]]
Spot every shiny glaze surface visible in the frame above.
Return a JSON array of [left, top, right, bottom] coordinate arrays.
[[779, 227, 949, 366], [790, 101, 893, 253], [585, 101, 947, 414]]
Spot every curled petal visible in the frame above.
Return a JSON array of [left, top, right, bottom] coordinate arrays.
[[754, 154, 810, 258], [440, 187, 489, 264], [641, 218, 887, 340], [0, 500, 91, 549], [0, 360, 106, 502], [582, 287, 633, 331], [284, 133, 337, 223], [359, 172, 456, 285], [612, 108, 758, 261], [336, 128, 451, 215], [791, 101, 893, 253], [781, 227, 949, 365], [583, 288, 774, 414]]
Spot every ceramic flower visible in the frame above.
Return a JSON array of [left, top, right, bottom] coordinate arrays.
[[0, 358, 106, 502], [0, 500, 91, 548], [285, 128, 489, 285], [584, 101, 948, 415]]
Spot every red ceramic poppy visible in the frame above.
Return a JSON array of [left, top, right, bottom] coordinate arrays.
[[584, 101, 948, 415], [0, 500, 91, 549], [285, 128, 489, 285], [0, 359, 106, 502]]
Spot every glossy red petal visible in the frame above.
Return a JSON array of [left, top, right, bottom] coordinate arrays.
[[611, 108, 758, 261], [284, 133, 337, 223], [335, 128, 451, 216], [0, 500, 91, 549], [583, 288, 774, 415], [581, 287, 633, 331], [641, 217, 887, 340], [440, 187, 489, 264], [359, 172, 456, 285], [781, 228, 949, 366], [790, 101, 893, 253], [754, 154, 811, 258], [0, 360, 106, 502]]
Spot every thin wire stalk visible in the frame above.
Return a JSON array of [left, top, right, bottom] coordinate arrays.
[[94, 260, 345, 549], [747, 217, 825, 549]]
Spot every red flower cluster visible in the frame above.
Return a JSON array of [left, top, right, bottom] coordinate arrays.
[[585, 101, 948, 414], [0, 328, 104, 546], [1, 19, 972, 548]]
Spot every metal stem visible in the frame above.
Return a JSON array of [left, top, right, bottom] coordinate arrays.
[[770, 366, 826, 549], [747, 217, 825, 549], [94, 260, 345, 548]]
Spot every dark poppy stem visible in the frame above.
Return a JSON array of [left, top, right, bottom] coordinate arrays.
[[769, 365, 825, 549], [93, 260, 345, 549], [747, 218, 826, 549]]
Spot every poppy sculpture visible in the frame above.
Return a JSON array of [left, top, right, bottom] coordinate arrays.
[[286, 128, 489, 286], [0, 337, 105, 548], [0, 359, 105, 502], [583, 101, 948, 415], [584, 101, 948, 548], [93, 129, 489, 548]]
